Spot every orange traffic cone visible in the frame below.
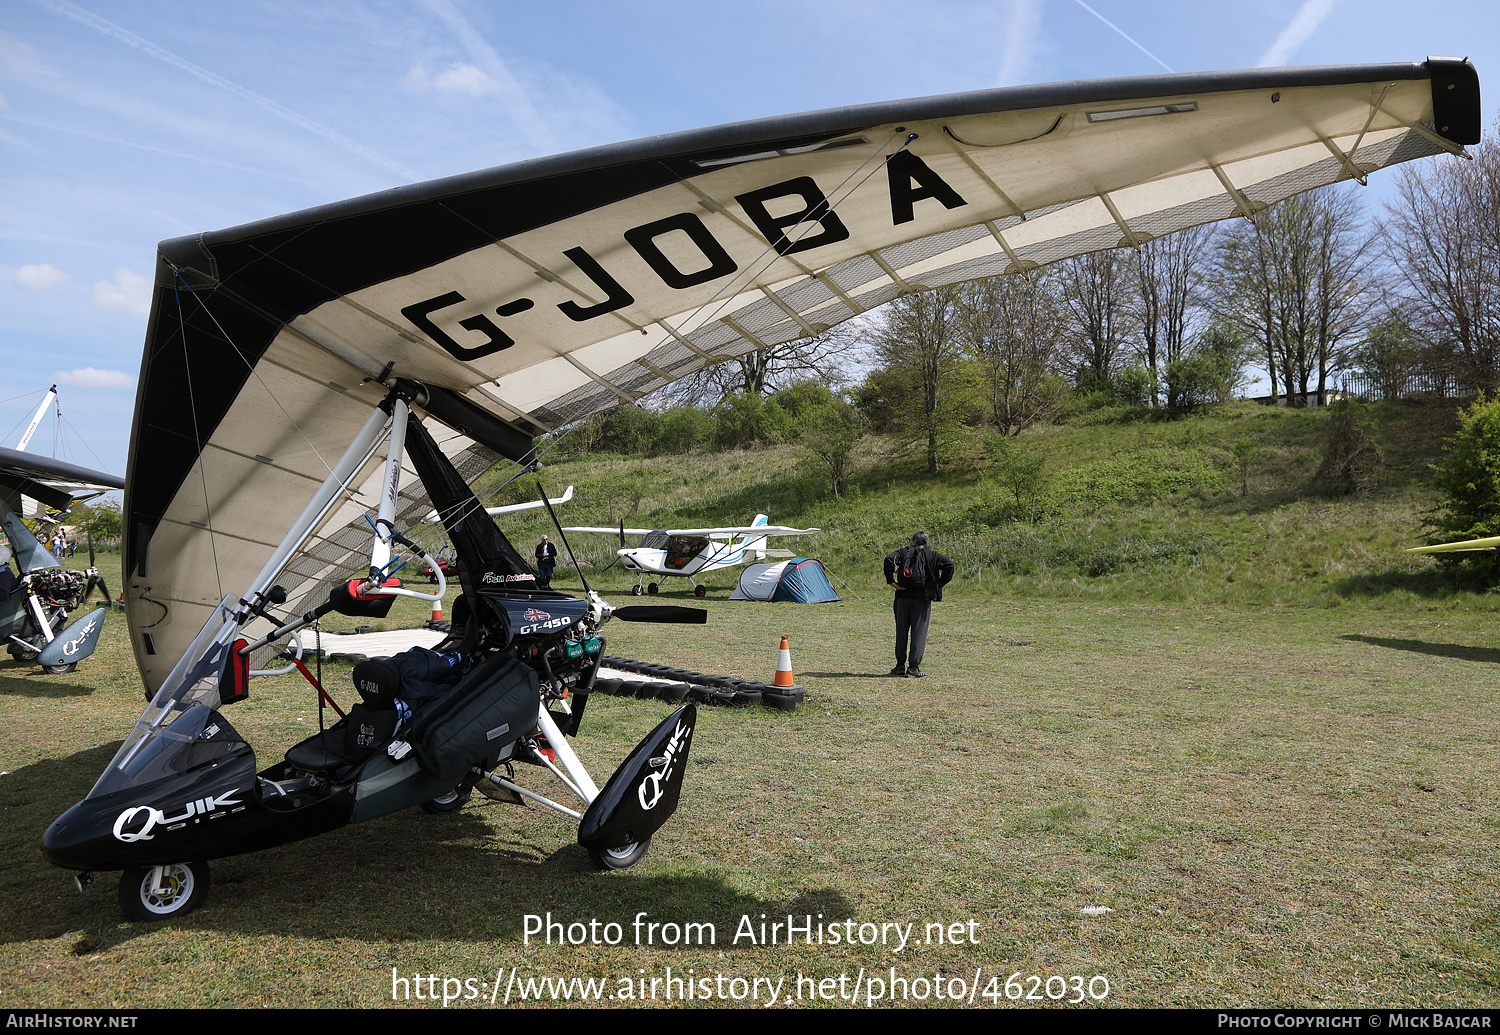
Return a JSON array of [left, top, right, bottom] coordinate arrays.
[[774, 635, 798, 687], [431, 596, 444, 623]]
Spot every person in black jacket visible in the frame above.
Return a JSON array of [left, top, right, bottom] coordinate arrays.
[[535, 535, 558, 588], [883, 531, 954, 678]]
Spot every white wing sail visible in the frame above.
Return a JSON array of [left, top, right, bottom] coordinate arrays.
[[123, 60, 1480, 690]]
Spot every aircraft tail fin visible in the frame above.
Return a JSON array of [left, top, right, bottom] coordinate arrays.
[[740, 514, 770, 561]]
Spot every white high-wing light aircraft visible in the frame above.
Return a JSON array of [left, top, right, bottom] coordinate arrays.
[[564, 515, 819, 596]]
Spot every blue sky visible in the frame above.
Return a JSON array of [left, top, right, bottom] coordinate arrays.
[[3, 0, 1497, 479]]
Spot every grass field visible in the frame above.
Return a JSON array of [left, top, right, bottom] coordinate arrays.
[[2, 399, 1498, 1009], [2, 575, 1498, 1008]]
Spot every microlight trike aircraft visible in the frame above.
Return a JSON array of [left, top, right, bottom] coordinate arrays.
[[564, 515, 819, 595], [0, 446, 122, 674], [42, 57, 1480, 920]]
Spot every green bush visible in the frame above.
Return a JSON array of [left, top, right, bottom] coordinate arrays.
[[1315, 400, 1382, 496], [1426, 392, 1500, 573]]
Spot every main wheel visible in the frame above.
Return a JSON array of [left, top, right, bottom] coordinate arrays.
[[420, 788, 472, 813], [631, 584, 643, 596], [43, 663, 77, 675], [118, 861, 210, 922], [646, 582, 658, 595], [588, 837, 651, 871], [693, 585, 707, 598]]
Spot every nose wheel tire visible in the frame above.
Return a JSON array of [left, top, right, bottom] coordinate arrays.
[[420, 788, 472, 813], [587, 837, 651, 871], [118, 861, 210, 922], [631, 585, 643, 596], [43, 663, 77, 675]]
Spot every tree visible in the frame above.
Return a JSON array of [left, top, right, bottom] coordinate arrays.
[[1060, 250, 1132, 390], [1162, 321, 1254, 411], [982, 433, 1048, 523], [958, 273, 1069, 434], [1383, 135, 1500, 392], [668, 325, 866, 405], [1215, 187, 1371, 405], [871, 287, 971, 473], [802, 398, 865, 498], [1350, 307, 1426, 399], [74, 498, 122, 545], [1132, 225, 1213, 406]]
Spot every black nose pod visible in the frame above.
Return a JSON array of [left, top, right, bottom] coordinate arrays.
[[578, 704, 695, 853]]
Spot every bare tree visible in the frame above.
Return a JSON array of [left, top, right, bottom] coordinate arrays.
[[1382, 138, 1500, 392], [871, 287, 969, 473], [1132, 225, 1214, 405], [958, 273, 1068, 434], [1059, 250, 1132, 390], [1214, 187, 1370, 405], [668, 324, 866, 404]]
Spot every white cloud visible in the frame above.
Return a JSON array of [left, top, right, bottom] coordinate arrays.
[[14, 263, 71, 292], [91, 268, 151, 316], [1258, 0, 1341, 67], [54, 367, 136, 389], [403, 60, 498, 98], [414, 0, 556, 153]]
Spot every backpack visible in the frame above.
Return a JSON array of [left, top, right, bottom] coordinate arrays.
[[894, 545, 929, 591]]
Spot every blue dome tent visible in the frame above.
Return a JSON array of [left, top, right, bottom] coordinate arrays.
[[729, 558, 841, 603]]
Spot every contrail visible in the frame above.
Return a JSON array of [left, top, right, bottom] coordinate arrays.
[[1073, 1, 1174, 73], [1258, 0, 1341, 67], [31, 0, 421, 181]]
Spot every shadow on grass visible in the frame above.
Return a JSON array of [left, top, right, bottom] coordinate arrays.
[[0, 742, 852, 954], [0, 664, 98, 699], [802, 671, 901, 679], [1340, 634, 1500, 664], [1333, 568, 1497, 600]]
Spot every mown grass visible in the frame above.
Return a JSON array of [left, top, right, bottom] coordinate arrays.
[[3, 594, 1500, 1008], [2, 397, 1498, 1009]]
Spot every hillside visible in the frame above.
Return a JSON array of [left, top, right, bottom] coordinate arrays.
[[504, 396, 1495, 612]]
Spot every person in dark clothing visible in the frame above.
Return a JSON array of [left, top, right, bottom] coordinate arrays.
[[883, 530, 954, 678], [535, 535, 558, 588]]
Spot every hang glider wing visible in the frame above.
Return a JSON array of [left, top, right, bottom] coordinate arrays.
[[699, 526, 820, 538], [1406, 536, 1500, 554], [0, 447, 124, 514], [423, 484, 572, 521], [563, 524, 817, 537], [124, 58, 1481, 690]]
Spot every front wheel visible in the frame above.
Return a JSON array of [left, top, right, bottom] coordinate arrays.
[[693, 585, 707, 598], [631, 584, 643, 596], [588, 837, 651, 871], [43, 663, 77, 675], [420, 788, 472, 814], [118, 861, 210, 922]]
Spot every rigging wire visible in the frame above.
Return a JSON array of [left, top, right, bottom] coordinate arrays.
[[57, 411, 114, 474], [167, 273, 342, 481]]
